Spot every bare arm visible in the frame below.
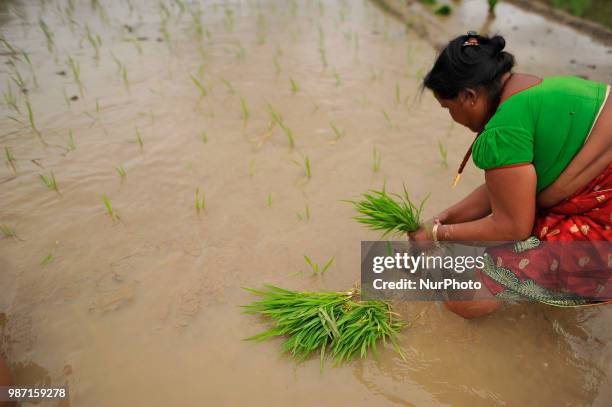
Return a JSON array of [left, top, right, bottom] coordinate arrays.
[[436, 165, 537, 241], [434, 183, 491, 224]]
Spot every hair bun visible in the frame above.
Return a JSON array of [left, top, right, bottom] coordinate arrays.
[[489, 35, 506, 54]]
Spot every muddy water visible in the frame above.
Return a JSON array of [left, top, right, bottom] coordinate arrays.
[[0, 0, 610, 406]]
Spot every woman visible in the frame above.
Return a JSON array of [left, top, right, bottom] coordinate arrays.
[[410, 32, 612, 318]]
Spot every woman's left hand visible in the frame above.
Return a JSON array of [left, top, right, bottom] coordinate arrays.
[[408, 224, 433, 242]]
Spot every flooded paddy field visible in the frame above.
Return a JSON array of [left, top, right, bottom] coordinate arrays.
[[0, 0, 611, 406]]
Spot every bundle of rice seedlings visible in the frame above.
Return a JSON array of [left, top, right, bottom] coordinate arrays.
[[242, 285, 406, 369], [347, 186, 427, 236]]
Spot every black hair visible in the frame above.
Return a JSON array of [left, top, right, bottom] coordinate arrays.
[[423, 34, 515, 108]]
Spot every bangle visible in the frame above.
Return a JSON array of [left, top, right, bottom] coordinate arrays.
[[432, 223, 441, 247]]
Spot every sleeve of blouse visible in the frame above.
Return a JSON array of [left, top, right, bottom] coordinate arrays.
[[471, 126, 534, 170]]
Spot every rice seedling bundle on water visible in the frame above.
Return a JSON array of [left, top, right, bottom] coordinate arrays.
[[242, 285, 406, 369]]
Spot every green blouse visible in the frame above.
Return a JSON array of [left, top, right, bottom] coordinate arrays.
[[472, 76, 608, 192]]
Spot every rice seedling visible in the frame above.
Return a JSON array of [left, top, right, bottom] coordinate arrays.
[[395, 83, 401, 105], [62, 88, 71, 108], [372, 147, 381, 173], [297, 204, 310, 221], [303, 155, 311, 179], [102, 193, 119, 221], [115, 165, 126, 179], [303, 255, 335, 275], [190, 74, 207, 97], [0, 37, 18, 55], [40, 242, 59, 265], [415, 67, 425, 82], [25, 100, 41, 137], [135, 127, 143, 150], [21, 51, 38, 89], [0, 224, 17, 239], [195, 188, 206, 212], [67, 130, 76, 151], [201, 131, 208, 143], [290, 78, 299, 95], [381, 109, 394, 130], [282, 125, 295, 149], [273, 55, 281, 75], [3, 84, 19, 113], [346, 186, 428, 236], [67, 57, 83, 96], [5, 146, 16, 173], [267, 103, 282, 124], [333, 69, 342, 86], [330, 123, 345, 141], [488, 0, 498, 13], [240, 96, 249, 126], [267, 193, 272, 208], [39, 172, 58, 192], [85, 25, 100, 60], [39, 18, 55, 53], [11, 70, 26, 91], [121, 65, 130, 91], [241, 284, 406, 368], [438, 139, 448, 168], [220, 78, 235, 95]]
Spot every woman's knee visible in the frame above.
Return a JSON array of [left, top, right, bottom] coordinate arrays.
[[443, 299, 503, 319]]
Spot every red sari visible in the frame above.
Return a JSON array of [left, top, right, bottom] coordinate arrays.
[[479, 163, 612, 306]]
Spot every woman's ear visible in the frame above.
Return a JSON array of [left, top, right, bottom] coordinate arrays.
[[463, 88, 478, 107]]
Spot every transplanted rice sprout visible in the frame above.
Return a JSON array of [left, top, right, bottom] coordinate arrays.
[[347, 186, 428, 236], [242, 285, 406, 369]]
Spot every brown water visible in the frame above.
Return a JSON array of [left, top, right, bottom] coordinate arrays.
[[0, 0, 611, 406]]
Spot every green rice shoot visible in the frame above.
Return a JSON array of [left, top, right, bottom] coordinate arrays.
[[195, 187, 206, 213], [240, 96, 249, 126], [290, 78, 299, 95], [39, 172, 58, 192], [438, 139, 448, 168], [0, 224, 17, 239], [115, 165, 127, 179], [102, 193, 118, 221], [303, 155, 311, 179], [372, 147, 381, 173], [347, 186, 428, 236], [303, 255, 334, 275], [5, 146, 16, 173]]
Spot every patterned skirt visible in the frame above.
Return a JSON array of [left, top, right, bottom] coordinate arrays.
[[479, 163, 612, 306]]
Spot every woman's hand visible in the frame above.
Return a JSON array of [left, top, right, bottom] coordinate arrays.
[[408, 225, 433, 242]]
